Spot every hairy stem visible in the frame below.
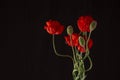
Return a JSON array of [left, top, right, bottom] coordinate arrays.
[[52, 35, 73, 62], [86, 55, 93, 72]]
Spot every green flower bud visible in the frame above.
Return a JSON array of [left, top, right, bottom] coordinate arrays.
[[67, 25, 73, 35], [79, 36, 85, 47], [90, 20, 97, 32]]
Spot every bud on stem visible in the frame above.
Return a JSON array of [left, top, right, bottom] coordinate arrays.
[[90, 20, 97, 32], [67, 25, 73, 35], [79, 36, 85, 48]]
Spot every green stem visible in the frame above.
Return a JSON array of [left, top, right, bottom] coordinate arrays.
[[80, 52, 86, 80], [70, 35, 76, 63], [83, 32, 91, 60], [86, 55, 93, 72], [52, 35, 73, 62], [82, 32, 93, 72], [87, 32, 91, 45], [85, 32, 93, 72]]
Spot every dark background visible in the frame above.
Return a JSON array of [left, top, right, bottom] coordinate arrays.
[[1, 0, 120, 80]]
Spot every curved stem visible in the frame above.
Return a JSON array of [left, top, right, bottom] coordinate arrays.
[[80, 52, 86, 79], [86, 55, 93, 72], [85, 32, 93, 72], [83, 32, 91, 60], [87, 32, 91, 45], [52, 35, 73, 62], [70, 35, 76, 63], [81, 60, 86, 80]]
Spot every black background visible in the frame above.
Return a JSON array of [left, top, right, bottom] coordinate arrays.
[[1, 0, 120, 80]]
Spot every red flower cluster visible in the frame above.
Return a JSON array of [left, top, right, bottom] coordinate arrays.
[[77, 16, 93, 32], [64, 33, 93, 53], [44, 16, 96, 79], [44, 16, 95, 53], [44, 20, 64, 35]]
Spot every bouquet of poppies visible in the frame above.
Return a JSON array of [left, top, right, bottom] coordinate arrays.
[[44, 16, 97, 80]]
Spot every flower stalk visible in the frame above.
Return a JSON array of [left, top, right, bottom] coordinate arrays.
[[44, 16, 97, 80], [52, 34, 73, 62]]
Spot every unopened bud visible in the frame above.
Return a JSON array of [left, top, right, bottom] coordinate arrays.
[[90, 20, 97, 32], [67, 25, 73, 35], [79, 36, 85, 47]]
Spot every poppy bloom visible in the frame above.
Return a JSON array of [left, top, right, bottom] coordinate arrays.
[[77, 16, 94, 32], [65, 33, 93, 53], [44, 20, 64, 35], [64, 33, 79, 47], [77, 39, 93, 53]]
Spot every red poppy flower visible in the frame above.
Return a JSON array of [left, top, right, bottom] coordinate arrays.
[[44, 20, 64, 35], [64, 33, 79, 47], [77, 39, 93, 53], [77, 16, 94, 32], [65, 33, 93, 53]]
